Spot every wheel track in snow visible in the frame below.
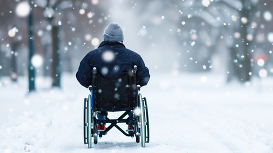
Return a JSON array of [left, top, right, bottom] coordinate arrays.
[[147, 91, 248, 152], [190, 102, 272, 152], [178, 101, 273, 153], [179, 107, 246, 153]]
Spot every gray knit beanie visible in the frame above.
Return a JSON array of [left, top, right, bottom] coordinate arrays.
[[103, 22, 124, 42]]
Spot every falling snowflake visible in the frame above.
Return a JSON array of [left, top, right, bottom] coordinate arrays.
[[102, 50, 115, 62]]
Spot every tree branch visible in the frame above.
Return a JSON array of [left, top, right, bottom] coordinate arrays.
[[52, 0, 63, 9], [213, 0, 242, 11]]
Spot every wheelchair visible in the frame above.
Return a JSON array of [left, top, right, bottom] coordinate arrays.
[[83, 65, 149, 148]]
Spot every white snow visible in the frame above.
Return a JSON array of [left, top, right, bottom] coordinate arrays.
[[91, 38, 99, 46], [259, 69, 268, 78], [43, 8, 55, 18], [15, 1, 30, 17], [31, 55, 43, 68], [0, 73, 273, 152], [102, 51, 115, 62], [267, 33, 273, 43], [263, 11, 272, 21], [202, 0, 210, 7]]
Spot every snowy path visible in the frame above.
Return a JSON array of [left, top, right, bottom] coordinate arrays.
[[0, 73, 273, 153]]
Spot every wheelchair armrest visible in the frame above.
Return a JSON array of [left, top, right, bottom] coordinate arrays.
[[136, 85, 141, 90]]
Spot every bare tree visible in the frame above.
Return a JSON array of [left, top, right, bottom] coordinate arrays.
[[35, 0, 107, 87], [133, 0, 262, 82]]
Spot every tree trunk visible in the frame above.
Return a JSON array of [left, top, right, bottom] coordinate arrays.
[[43, 44, 48, 77], [239, 0, 251, 82], [11, 42, 19, 82], [28, 0, 35, 91], [227, 47, 240, 82], [228, 0, 252, 83], [51, 25, 61, 87]]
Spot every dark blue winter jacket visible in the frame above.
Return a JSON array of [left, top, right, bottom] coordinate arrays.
[[76, 41, 150, 88]]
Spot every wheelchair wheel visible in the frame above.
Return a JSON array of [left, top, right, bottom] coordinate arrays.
[[143, 97, 150, 143], [139, 93, 146, 147]]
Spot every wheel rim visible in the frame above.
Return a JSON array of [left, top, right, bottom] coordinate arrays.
[[139, 94, 146, 147], [84, 98, 88, 144], [143, 97, 149, 143], [87, 94, 93, 148]]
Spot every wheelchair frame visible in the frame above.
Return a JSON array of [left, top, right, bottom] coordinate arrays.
[[83, 65, 149, 148]]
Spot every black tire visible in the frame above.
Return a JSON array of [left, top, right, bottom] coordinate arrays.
[[136, 135, 140, 143], [93, 117, 98, 144], [134, 116, 140, 143], [94, 134, 98, 144]]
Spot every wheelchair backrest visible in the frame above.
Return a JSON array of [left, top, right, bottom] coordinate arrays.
[[92, 68, 137, 111]]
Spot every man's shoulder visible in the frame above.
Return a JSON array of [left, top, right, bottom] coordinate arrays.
[[86, 48, 102, 56], [86, 45, 141, 59], [123, 48, 141, 58]]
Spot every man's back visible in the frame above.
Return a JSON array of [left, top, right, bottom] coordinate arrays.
[[76, 41, 150, 88]]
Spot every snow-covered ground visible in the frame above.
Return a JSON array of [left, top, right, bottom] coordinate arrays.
[[0, 73, 273, 153]]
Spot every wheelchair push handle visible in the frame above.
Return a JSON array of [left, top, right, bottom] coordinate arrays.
[[93, 67, 97, 74], [136, 85, 141, 90], [88, 67, 97, 91], [133, 65, 141, 90], [134, 65, 137, 71]]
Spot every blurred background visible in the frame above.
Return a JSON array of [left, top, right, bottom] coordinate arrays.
[[1, 1, 273, 152], [0, 0, 273, 90]]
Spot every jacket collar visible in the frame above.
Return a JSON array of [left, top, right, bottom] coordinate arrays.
[[98, 41, 125, 48]]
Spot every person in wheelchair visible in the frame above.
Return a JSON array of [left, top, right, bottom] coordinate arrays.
[[76, 22, 150, 132]]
